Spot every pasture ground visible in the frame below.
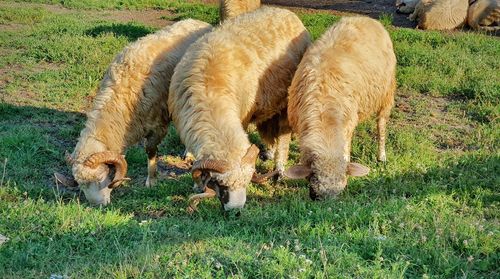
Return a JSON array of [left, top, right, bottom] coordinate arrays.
[[0, 0, 499, 278]]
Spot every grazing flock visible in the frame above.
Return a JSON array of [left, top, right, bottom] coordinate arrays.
[[396, 0, 499, 31], [53, 0, 487, 212]]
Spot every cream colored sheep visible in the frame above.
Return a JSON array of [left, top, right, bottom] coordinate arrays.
[[396, 0, 419, 13], [219, 0, 261, 22], [55, 19, 213, 205], [468, 0, 499, 32], [284, 17, 396, 200], [168, 7, 311, 211], [409, 0, 469, 30]]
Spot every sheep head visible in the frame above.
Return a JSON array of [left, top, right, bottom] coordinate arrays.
[[190, 144, 260, 211], [284, 158, 369, 200], [395, 0, 419, 14], [57, 151, 129, 205]]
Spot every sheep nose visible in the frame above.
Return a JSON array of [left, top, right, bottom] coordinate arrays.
[[222, 188, 246, 211]]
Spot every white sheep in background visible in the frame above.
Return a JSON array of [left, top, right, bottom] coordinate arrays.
[[284, 17, 397, 200], [395, 0, 420, 14], [55, 19, 213, 205], [219, 0, 261, 22], [168, 7, 311, 211], [409, 0, 469, 30], [467, 0, 499, 32]]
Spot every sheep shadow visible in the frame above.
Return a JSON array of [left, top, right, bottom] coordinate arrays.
[[0, 103, 85, 194], [85, 22, 153, 42], [1, 150, 497, 277]]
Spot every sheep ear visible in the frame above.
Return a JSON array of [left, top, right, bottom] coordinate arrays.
[[284, 165, 312, 179], [107, 177, 131, 189], [54, 172, 78, 188], [65, 150, 75, 166], [347, 163, 370, 177]]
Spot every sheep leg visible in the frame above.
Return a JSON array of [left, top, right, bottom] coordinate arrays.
[[145, 134, 163, 187], [274, 114, 292, 178], [377, 102, 393, 162], [256, 115, 279, 161], [257, 112, 291, 179], [274, 134, 291, 178], [261, 143, 276, 161]]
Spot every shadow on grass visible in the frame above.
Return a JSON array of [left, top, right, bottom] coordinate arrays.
[[0, 142, 498, 276], [0, 103, 84, 181], [1, 101, 498, 277], [85, 22, 153, 41]]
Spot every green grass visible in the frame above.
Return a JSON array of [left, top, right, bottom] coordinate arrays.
[[0, 0, 499, 278]]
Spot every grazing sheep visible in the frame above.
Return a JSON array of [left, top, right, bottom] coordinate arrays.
[[409, 0, 469, 30], [285, 17, 396, 200], [468, 0, 500, 32], [56, 19, 213, 205], [168, 7, 311, 211], [219, 0, 278, 161], [219, 0, 261, 22], [395, 0, 419, 14]]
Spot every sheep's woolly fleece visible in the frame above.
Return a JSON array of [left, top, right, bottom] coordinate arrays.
[[288, 16, 396, 197], [409, 0, 468, 30], [69, 19, 212, 202], [169, 7, 311, 191], [219, 0, 261, 22]]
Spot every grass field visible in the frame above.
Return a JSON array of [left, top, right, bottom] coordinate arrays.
[[0, 0, 499, 278]]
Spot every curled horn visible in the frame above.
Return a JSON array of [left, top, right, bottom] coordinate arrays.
[[65, 150, 75, 165], [83, 151, 128, 188], [191, 159, 230, 181], [242, 144, 279, 183], [251, 170, 279, 184], [186, 187, 216, 214], [242, 144, 260, 165]]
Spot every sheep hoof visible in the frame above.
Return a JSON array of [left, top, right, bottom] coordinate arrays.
[[186, 204, 197, 214], [377, 154, 387, 162], [260, 150, 275, 161], [145, 177, 156, 187]]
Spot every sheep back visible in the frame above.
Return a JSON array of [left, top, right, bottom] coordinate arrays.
[[467, 0, 500, 31], [72, 19, 212, 176], [219, 0, 261, 22], [412, 0, 469, 30]]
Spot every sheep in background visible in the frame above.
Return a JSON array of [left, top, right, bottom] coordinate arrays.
[[285, 17, 396, 200], [169, 7, 311, 211], [395, 0, 419, 14], [467, 0, 499, 32], [409, 0, 469, 30], [219, 0, 261, 22], [55, 19, 213, 205]]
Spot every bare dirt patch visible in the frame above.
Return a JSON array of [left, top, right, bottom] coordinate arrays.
[[0, 23, 26, 32], [265, 0, 414, 27], [394, 92, 476, 151], [0, 2, 174, 28], [200, 0, 416, 27], [95, 9, 174, 28]]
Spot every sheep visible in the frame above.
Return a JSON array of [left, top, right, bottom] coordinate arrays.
[[54, 19, 213, 205], [467, 0, 500, 32], [395, 0, 420, 14], [219, 0, 261, 22], [409, 0, 469, 30], [219, 0, 281, 161], [284, 17, 397, 200], [168, 6, 311, 211]]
